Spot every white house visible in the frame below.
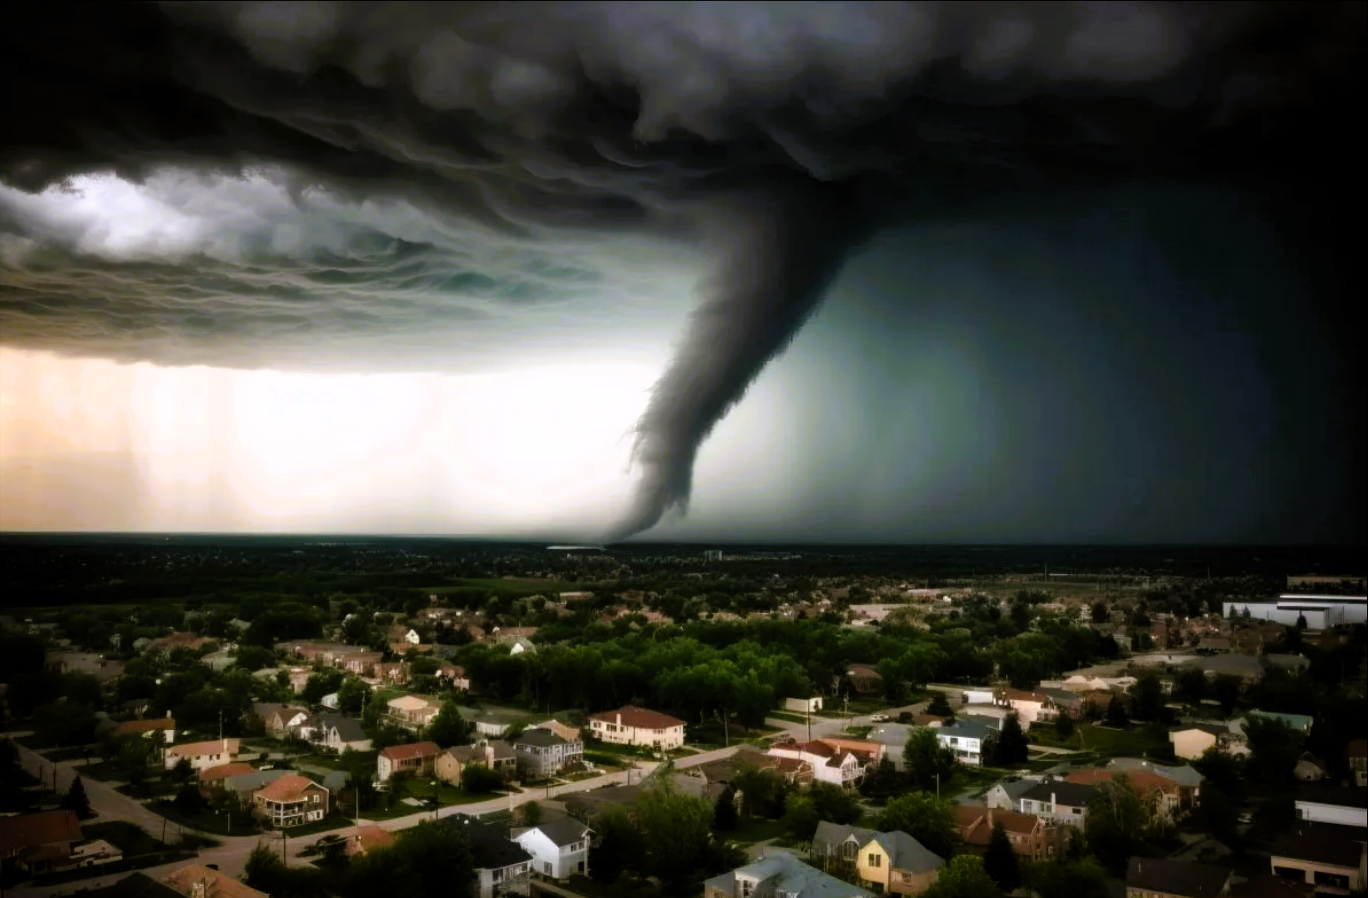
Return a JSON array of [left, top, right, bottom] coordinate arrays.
[[588, 706, 686, 749], [447, 815, 534, 898], [512, 817, 593, 880], [784, 696, 824, 714], [165, 739, 240, 771], [768, 742, 864, 787], [994, 689, 1058, 726], [963, 689, 997, 705], [935, 720, 996, 766], [1017, 782, 1095, 828]]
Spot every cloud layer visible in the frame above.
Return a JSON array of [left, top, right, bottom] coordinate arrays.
[[1, 0, 1361, 537]]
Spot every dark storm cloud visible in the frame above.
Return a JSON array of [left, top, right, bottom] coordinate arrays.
[[0, 1, 1361, 538]]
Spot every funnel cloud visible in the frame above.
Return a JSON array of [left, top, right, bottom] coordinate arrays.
[[0, 1, 1362, 540]]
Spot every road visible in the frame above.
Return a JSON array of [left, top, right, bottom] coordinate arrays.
[[762, 699, 936, 743], [9, 739, 748, 897]]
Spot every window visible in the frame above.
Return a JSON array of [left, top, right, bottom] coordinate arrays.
[[843, 842, 856, 860], [544, 863, 552, 875], [741, 880, 755, 898], [867, 853, 881, 868]]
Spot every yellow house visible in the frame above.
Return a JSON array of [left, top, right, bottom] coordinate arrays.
[[856, 831, 945, 896], [1168, 725, 1230, 761]]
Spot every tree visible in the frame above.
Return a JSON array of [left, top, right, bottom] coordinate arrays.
[[1105, 696, 1130, 728], [460, 764, 504, 794], [117, 737, 153, 790], [713, 785, 739, 833], [903, 727, 955, 793], [61, 775, 92, 818], [983, 821, 1020, 890], [859, 756, 905, 800], [232, 645, 276, 672], [1243, 716, 1304, 786], [876, 793, 959, 860], [1212, 674, 1243, 716], [171, 757, 195, 784], [1178, 668, 1207, 702], [634, 779, 716, 885], [731, 765, 788, 819], [337, 677, 369, 715], [1131, 674, 1164, 722], [244, 842, 287, 890], [782, 794, 821, 843], [521, 800, 542, 826], [591, 805, 645, 883], [174, 783, 205, 816], [1023, 857, 1108, 898], [1054, 712, 1076, 740], [1084, 774, 1155, 871], [345, 820, 476, 898], [1090, 602, 1110, 624], [992, 713, 1029, 766], [426, 701, 474, 749], [1193, 747, 1243, 795], [926, 691, 955, 720], [923, 855, 1001, 898], [302, 669, 344, 705], [1296, 613, 1308, 630]]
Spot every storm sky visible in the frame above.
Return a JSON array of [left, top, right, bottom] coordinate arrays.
[[0, 1, 1363, 543]]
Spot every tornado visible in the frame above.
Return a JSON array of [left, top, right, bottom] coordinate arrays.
[[603, 186, 871, 543]]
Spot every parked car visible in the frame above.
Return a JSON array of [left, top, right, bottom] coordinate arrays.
[[870, 714, 890, 723]]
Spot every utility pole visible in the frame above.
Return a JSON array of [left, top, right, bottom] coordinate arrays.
[[806, 705, 812, 743]]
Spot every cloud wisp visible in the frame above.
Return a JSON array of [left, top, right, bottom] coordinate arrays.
[[0, 1, 1360, 539]]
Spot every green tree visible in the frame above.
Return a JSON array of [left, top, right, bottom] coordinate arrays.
[[174, 783, 205, 816], [1296, 614, 1308, 630], [171, 757, 195, 784], [925, 691, 955, 719], [345, 820, 475, 898], [731, 765, 788, 819], [808, 782, 862, 827], [1054, 712, 1076, 740], [1132, 674, 1164, 721], [992, 713, 1029, 766], [521, 800, 542, 826], [1023, 857, 1108, 898], [903, 727, 955, 793], [1083, 773, 1154, 871], [232, 645, 276, 672], [337, 677, 369, 715], [60, 775, 92, 818], [1090, 602, 1110, 624], [876, 792, 959, 860], [1192, 747, 1243, 795], [782, 794, 821, 843], [1243, 716, 1304, 786], [426, 701, 473, 749], [859, 756, 905, 800], [983, 822, 1020, 891], [1105, 696, 1130, 728], [117, 737, 153, 790], [634, 779, 716, 886], [302, 669, 344, 705], [591, 805, 644, 883], [923, 855, 1001, 898], [1178, 668, 1207, 702], [244, 842, 287, 890]]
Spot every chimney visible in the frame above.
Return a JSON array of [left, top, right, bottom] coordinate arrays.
[[616, 713, 622, 727]]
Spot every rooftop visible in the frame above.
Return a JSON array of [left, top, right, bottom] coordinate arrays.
[[588, 705, 686, 730], [1127, 858, 1230, 898]]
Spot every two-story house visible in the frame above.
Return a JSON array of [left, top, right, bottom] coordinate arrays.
[[512, 816, 593, 880], [856, 831, 945, 895], [265, 706, 312, 740], [704, 852, 876, 898], [768, 741, 866, 788], [985, 778, 1040, 812], [952, 806, 1051, 861], [377, 741, 440, 781], [935, 720, 996, 767], [164, 739, 240, 772], [1126, 857, 1231, 898], [311, 713, 372, 752], [588, 706, 686, 749], [1169, 724, 1235, 761], [1269, 821, 1368, 895], [1017, 782, 1096, 829], [387, 695, 440, 729], [1066, 769, 1184, 824], [995, 689, 1059, 726], [811, 822, 879, 875], [444, 815, 534, 898], [512, 730, 583, 779], [252, 774, 329, 828]]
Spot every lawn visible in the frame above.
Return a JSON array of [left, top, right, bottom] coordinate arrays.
[[299, 751, 376, 771], [844, 726, 873, 739], [1074, 723, 1174, 760], [272, 814, 352, 838], [148, 799, 259, 837], [83, 821, 165, 855], [729, 817, 787, 844], [362, 776, 503, 820], [768, 710, 808, 724]]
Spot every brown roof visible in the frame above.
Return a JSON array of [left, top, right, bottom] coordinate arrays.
[[254, 774, 326, 802], [1065, 768, 1177, 795], [167, 738, 239, 758], [347, 825, 396, 856], [0, 810, 82, 854], [1347, 738, 1368, 760], [588, 705, 686, 731], [380, 741, 440, 761], [952, 805, 1044, 845], [199, 762, 255, 782], [112, 718, 175, 737], [163, 865, 268, 898]]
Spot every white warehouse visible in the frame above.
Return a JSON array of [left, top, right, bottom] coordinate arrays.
[[1223, 595, 1367, 628]]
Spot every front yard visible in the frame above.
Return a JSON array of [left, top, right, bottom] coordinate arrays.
[[1031, 723, 1175, 760], [362, 775, 504, 820]]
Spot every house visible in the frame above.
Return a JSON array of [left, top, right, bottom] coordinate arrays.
[[198, 762, 257, 795], [935, 719, 997, 766], [856, 830, 944, 895], [111, 718, 176, 746], [952, 805, 1051, 861], [1038, 688, 1085, 718], [1347, 739, 1367, 787], [162, 864, 269, 898], [1170, 724, 1234, 761], [164, 739, 240, 771], [219, 769, 293, 801], [508, 636, 537, 656], [265, 706, 311, 739], [312, 713, 372, 752], [374, 661, 410, 685], [1109, 759, 1205, 810], [253, 774, 329, 828], [337, 651, 384, 676], [705, 852, 876, 898], [565, 784, 643, 821], [388, 695, 440, 728], [811, 822, 880, 871], [1065, 768, 1184, 822], [785, 696, 825, 714], [1017, 782, 1096, 828], [586, 705, 686, 749], [845, 664, 884, 696], [0, 810, 82, 875], [695, 745, 813, 788], [1126, 858, 1232, 898], [443, 815, 534, 898], [1269, 821, 1367, 894], [345, 825, 396, 858], [377, 741, 440, 781], [769, 741, 866, 788], [986, 778, 1040, 812], [79, 871, 184, 898], [512, 816, 593, 880], [995, 688, 1059, 726], [1294, 785, 1368, 827], [1232, 710, 1315, 738], [438, 665, 471, 691], [1293, 753, 1328, 783], [436, 745, 483, 785], [512, 729, 584, 779]]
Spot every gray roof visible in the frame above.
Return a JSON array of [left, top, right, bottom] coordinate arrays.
[[1108, 758, 1205, 787], [1039, 688, 1083, 705], [871, 831, 944, 875], [990, 779, 1038, 801], [1020, 781, 1097, 807], [515, 815, 592, 847], [316, 713, 367, 743], [513, 729, 570, 748], [223, 769, 292, 793], [959, 714, 1004, 731], [487, 739, 516, 760], [703, 852, 875, 898], [812, 821, 879, 849], [937, 720, 997, 741], [867, 724, 916, 744]]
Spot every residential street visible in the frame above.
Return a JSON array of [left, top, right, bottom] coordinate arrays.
[[8, 738, 746, 897]]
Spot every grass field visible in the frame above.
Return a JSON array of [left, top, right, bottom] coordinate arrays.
[[767, 710, 808, 724], [728, 817, 787, 843], [81, 821, 166, 855], [1042, 723, 1175, 760], [422, 578, 586, 599]]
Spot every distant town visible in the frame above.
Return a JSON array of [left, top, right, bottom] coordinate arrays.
[[0, 538, 1364, 898]]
